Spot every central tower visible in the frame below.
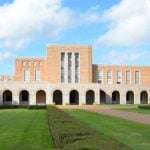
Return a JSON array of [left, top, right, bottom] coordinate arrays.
[[46, 44, 92, 83]]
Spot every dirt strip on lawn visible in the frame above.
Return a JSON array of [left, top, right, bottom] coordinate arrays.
[[58, 105, 150, 125]]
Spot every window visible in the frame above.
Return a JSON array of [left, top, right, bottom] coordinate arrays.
[[33, 61, 37, 66], [107, 70, 112, 84], [135, 71, 140, 84], [61, 53, 65, 83], [60, 52, 80, 83], [24, 70, 30, 81], [126, 71, 131, 84], [35, 70, 41, 81], [75, 53, 79, 83], [116, 70, 122, 84], [39, 61, 42, 66], [97, 70, 103, 83], [28, 61, 31, 66], [22, 61, 26, 66], [68, 53, 72, 83]]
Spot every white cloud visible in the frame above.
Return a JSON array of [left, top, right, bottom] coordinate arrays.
[[99, 49, 150, 64], [0, 51, 11, 60], [80, 5, 101, 24], [0, 0, 76, 49], [97, 0, 150, 45]]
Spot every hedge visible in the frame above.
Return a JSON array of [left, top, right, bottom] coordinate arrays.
[[47, 106, 131, 150], [0, 105, 46, 110], [138, 105, 150, 110]]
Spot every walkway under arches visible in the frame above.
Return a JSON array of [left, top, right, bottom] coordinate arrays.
[[69, 90, 79, 105], [19, 90, 29, 105], [36, 90, 46, 104], [112, 91, 120, 104], [100, 90, 106, 104], [140, 91, 148, 104], [126, 91, 134, 104], [86, 90, 95, 105], [3, 90, 12, 105], [53, 90, 63, 105]]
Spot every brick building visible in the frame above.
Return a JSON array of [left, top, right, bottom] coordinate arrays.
[[0, 44, 150, 105]]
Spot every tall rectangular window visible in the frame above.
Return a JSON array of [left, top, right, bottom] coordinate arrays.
[[135, 71, 140, 84], [97, 70, 103, 83], [61, 53, 65, 83], [126, 71, 131, 84], [24, 70, 30, 81], [68, 53, 72, 83], [75, 53, 79, 83], [107, 70, 112, 84], [35, 70, 41, 81], [116, 70, 122, 84]]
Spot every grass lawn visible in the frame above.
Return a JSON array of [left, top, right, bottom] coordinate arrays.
[[65, 109, 150, 150], [0, 109, 54, 150]]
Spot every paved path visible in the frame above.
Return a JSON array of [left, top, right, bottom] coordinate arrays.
[[58, 105, 150, 125]]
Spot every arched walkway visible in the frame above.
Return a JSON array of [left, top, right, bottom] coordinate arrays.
[[112, 91, 120, 104], [126, 91, 134, 104], [86, 90, 95, 105], [3, 90, 12, 105], [19, 90, 29, 105], [140, 91, 148, 104], [53, 90, 63, 105], [100, 90, 106, 104], [69, 90, 79, 105], [36, 90, 46, 104]]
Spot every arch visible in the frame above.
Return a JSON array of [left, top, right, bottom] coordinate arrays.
[[86, 90, 95, 105], [69, 90, 79, 105], [100, 90, 106, 104], [112, 91, 120, 104], [140, 91, 148, 104], [3, 90, 12, 105], [126, 91, 134, 104], [36, 90, 46, 104], [19, 90, 29, 105], [53, 90, 63, 105]]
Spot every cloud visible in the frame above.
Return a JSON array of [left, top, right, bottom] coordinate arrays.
[[0, 0, 76, 49], [80, 5, 101, 24], [96, 0, 150, 45], [99, 49, 150, 64], [0, 51, 11, 61]]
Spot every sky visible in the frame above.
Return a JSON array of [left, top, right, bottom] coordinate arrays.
[[0, 0, 150, 74]]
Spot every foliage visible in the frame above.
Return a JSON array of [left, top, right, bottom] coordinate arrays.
[[0, 105, 46, 110], [47, 106, 130, 150], [138, 105, 150, 110]]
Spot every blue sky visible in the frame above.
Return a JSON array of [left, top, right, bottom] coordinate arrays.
[[0, 0, 150, 74]]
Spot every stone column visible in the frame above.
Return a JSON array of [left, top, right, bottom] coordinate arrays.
[[79, 91, 86, 105], [148, 90, 150, 104], [95, 90, 100, 104], [0, 91, 3, 105], [29, 91, 36, 105], [134, 92, 140, 104], [63, 90, 69, 105], [46, 92, 52, 105], [120, 93, 126, 104], [13, 91, 19, 105]]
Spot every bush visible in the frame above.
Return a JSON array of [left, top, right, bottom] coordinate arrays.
[[0, 105, 46, 110], [138, 105, 150, 110], [47, 106, 131, 150], [28, 105, 46, 110]]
